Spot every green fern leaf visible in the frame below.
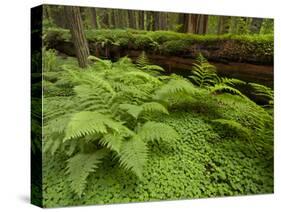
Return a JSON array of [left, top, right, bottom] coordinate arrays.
[[119, 135, 148, 178], [119, 104, 143, 119], [138, 121, 180, 143], [120, 102, 169, 119], [141, 102, 169, 115], [136, 51, 150, 68], [66, 149, 108, 197], [88, 55, 113, 69], [212, 119, 252, 141], [210, 84, 247, 99], [64, 111, 122, 142], [153, 79, 196, 101], [99, 133, 123, 153]]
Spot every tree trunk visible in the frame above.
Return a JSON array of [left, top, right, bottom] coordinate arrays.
[[64, 6, 89, 68], [90, 8, 98, 28], [152, 12, 160, 30], [159, 13, 168, 30], [218, 16, 231, 34], [196, 15, 208, 34], [138, 11, 145, 30], [145, 11, 153, 30], [250, 18, 263, 34], [128, 10, 136, 29]]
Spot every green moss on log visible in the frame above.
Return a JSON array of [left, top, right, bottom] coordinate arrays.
[[44, 28, 273, 64]]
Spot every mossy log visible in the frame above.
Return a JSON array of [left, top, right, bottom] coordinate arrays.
[[45, 28, 273, 86]]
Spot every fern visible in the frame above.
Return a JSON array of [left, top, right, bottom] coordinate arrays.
[[43, 48, 57, 72], [138, 121, 180, 143], [119, 135, 148, 178], [64, 111, 125, 142], [99, 133, 124, 153], [153, 78, 197, 104], [249, 83, 274, 106], [136, 51, 150, 68], [189, 53, 219, 88], [119, 102, 169, 119], [210, 84, 247, 99], [66, 149, 108, 197], [88, 55, 113, 70], [212, 119, 252, 141]]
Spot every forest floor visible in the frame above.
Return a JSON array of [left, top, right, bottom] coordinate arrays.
[[43, 109, 273, 207], [41, 56, 273, 207]]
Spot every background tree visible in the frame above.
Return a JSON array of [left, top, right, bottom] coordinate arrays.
[[90, 8, 98, 29], [250, 18, 263, 34], [218, 16, 231, 34], [64, 6, 90, 68], [128, 10, 137, 29]]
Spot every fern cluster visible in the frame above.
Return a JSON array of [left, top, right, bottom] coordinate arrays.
[[43, 52, 273, 197], [43, 55, 182, 196]]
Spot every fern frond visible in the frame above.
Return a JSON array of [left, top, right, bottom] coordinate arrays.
[[136, 51, 150, 68], [119, 104, 143, 119], [63, 111, 122, 142], [142, 65, 165, 72], [119, 135, 148, 178], [210, 84, 247, 99], [99, 133, 123, 153], [212, 119, 252, 141], [189, 53, 219, 88], [141, 102, 169, 115], [249, 83, 273, 105], [119, 102, 169, 119], [88, 55, 113, 70], [138, 121, 180, 143], [220, 77, 246, 86], [66, 149, 108, 197], [153, 79, 196, 102]]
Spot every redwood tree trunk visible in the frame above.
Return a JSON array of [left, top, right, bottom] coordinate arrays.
[[64, 6, 89, 68]]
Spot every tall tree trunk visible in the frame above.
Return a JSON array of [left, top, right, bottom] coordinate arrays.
[[159, 13, 168, 30], [145, 11, 153, 30], [128, 10, 136, 29], [250, 18, 263, 34], [64, 6, 89, 68], [110, 10, 116, 28], [218, 16, 231, 34], [138, 11, 145, 30], [90, 8, 98, 28], [196, 15, 208, 34], [153, 12, 160, 30]]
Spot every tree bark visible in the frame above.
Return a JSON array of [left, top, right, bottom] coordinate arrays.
[[64, 6, 89, 68], [152, 12, 160, 30], [128, 10, 136, 29], [218, 16, 231, 34], [138, 11, 145, 30], [145, 11, 153, 30], [250, 18, 263, 34], [90, 8, 98, 28]]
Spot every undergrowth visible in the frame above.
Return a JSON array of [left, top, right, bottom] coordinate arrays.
[[42, 50, 273, 206]]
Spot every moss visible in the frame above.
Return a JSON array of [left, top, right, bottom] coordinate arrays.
[[44, 28, 273, 64], [160, 39, 192, 55]]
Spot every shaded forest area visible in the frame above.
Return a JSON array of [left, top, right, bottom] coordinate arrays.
[[44, 5, 273, 34], [43, 5, 274, 87]]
